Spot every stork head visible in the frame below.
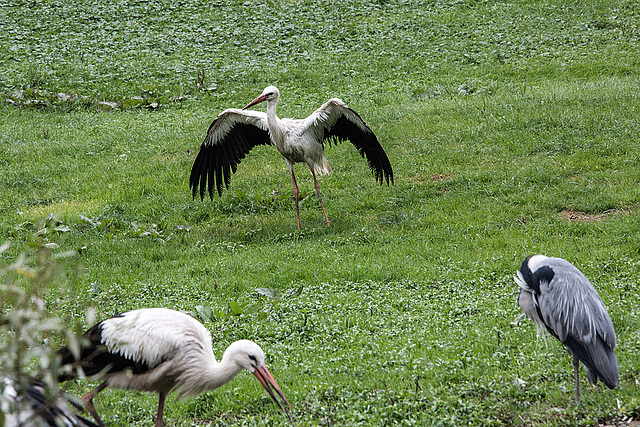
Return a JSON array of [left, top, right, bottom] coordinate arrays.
[[225, 339, 295, 426], [224, 339, 266, 371], [243, 86, 280, 110]]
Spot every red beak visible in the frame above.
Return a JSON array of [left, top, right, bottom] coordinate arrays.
[[252, 365, 295, 426], [243, 94, 267, 110]]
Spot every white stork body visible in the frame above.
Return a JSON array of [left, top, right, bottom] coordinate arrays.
[[190, 86, 394, 228], [58, 308, 293, 427], [515, 255, 618, 402]]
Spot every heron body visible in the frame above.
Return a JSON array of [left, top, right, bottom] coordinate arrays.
[[58, 308, 293, 427], [1, 376, 98, 427], [189, 85, 394, 228], [514, 255, 619, 402]]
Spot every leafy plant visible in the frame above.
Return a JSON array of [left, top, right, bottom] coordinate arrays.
[[0, 239, 87, 423]]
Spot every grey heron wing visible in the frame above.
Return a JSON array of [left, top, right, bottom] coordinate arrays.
[[538, 258, 615, 347], [190, 109, 270, 199], [537, 257, 618, 387], [562, 331, 619, 388], [301, 99, 393, 185]]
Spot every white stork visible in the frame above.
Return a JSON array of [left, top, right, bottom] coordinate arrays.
[[189, 85, 394, 228], [57, 308, 294, 427], [515, 255, 619, 402]]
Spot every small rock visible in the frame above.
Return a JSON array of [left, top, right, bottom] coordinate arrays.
[[98, 101, 118, 110]]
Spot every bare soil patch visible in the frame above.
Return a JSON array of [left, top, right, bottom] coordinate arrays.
[[559, 209, 629, 222]]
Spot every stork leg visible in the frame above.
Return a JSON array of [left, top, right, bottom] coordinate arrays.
[[311, 170, 330, 226], [573, 354, 580, 403], [290, 169, 301, 229], [82, 381, 108, 427], [155, 392, 166, 427]]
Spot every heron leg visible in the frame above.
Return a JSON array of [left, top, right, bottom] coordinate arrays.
[[290, 169, 301, 229], [311, 170, 330, 226], [155, 392, 166, 427], [82, 381, 108, 427], [573, 354, 580, 404]]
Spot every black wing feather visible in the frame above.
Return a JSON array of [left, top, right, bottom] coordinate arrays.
[[190, 117, 271, 200], [28, 378, 99, 427], [323, 108, 393, 185], [57, 319, 153, 381], [5, 376, 99, 427]]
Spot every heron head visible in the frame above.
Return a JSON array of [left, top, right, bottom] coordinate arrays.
[[515, 256, 535, 289], [517, 255, 553, 294]]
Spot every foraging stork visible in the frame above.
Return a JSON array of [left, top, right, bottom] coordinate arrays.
[[57, 308, 294, 427], [189, 85, 394, 228], [1, 376, 98, 427], [514, 255, 619, 402]]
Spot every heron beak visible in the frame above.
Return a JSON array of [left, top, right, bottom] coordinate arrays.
[[243, 94, 267, 110], [253, 365, 295, 426], [514, 270, 528, 290]]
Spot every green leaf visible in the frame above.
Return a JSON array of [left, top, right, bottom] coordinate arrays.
[[228, 301, 243, 316], [195, 305, 213, 322]]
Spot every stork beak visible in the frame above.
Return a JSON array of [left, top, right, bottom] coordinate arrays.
[[243, 94, 267, 110], [253, 365, 295, 426]]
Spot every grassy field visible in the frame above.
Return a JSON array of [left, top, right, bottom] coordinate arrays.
[[1, 0, 640, 425]]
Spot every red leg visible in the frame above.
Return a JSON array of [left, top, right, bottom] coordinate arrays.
[[290, 169, 301, 229], [155, 392, 166, 427], [82, 381, 108, 427], [311, 170, 330, 226]]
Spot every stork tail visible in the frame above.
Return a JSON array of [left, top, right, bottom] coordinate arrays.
[[312, 157, 332, 177]]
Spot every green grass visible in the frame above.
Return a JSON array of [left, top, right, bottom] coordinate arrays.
[[1, 0, 640, 425]]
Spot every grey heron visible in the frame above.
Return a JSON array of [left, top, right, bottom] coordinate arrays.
[[189, 85, 394, 228], [514, 255, 619, 402]]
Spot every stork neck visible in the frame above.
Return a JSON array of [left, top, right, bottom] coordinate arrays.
[[172, 354, 244, 399], [266, 99, 279, 123], [205, 358, 243, 390], [265, 99, 284, 145]]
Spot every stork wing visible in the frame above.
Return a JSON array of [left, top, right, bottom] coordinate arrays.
[[190, 108, 271, 199], [299, 99, 393, 185], [57, 320, 155, 380], [58, 309, 215, 381]]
